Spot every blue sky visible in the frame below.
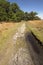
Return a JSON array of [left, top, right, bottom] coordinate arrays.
[[9, 0, 43, 19]]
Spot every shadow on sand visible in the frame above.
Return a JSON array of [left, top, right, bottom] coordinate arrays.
[[25, 32, 43, 65], [25, 32, 40, 54]]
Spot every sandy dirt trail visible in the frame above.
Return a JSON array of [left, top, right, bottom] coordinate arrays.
[[0, 23, 34, 65], [0, 23, 43, 65], [8, 23, 34, 65]]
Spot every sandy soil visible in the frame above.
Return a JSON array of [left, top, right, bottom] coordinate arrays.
[[0, 23, 43, 65]]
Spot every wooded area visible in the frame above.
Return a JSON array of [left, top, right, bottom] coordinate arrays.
[[0, 0, 40, 22]]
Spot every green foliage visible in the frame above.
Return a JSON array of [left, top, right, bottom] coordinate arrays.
[[0, 0, 41, 22], [23, 12, 29, 21], [10, 3, 20, 13], [28, 11, 39, 20]]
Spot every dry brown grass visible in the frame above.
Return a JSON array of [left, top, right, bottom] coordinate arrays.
[[27, 20, 43, 44], [0, 22, 15, 35], [28, 20, 43, 28], [0, 22, 19, 50]]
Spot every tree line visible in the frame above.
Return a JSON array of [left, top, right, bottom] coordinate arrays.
[[0, 0, 41, 22]]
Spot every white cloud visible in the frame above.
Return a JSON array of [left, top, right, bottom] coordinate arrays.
[[38, 13, 43, 19]]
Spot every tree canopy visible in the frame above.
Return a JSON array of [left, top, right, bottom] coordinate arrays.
[[0, 0, 41, 22]]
